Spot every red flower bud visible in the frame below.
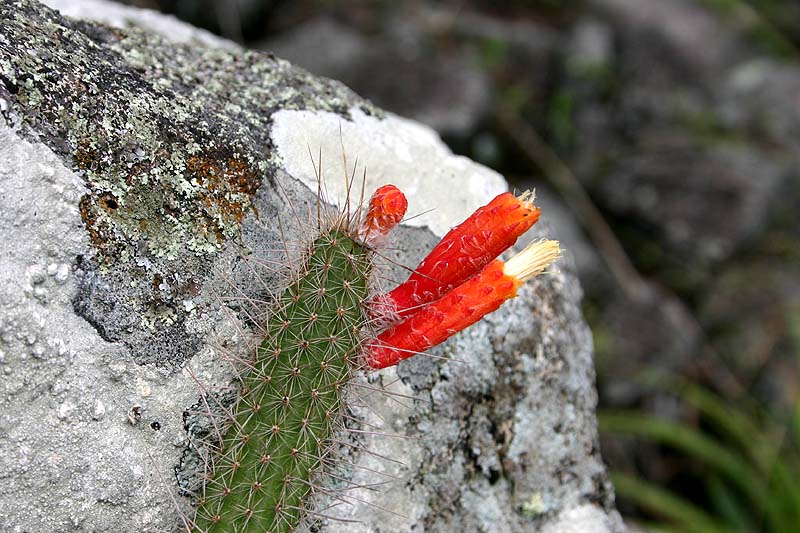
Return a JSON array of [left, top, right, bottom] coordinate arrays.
[[358, 184, 408, 246]]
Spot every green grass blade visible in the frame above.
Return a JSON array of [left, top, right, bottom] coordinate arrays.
[[679, 383, 766, 461], [706, 474, 752, 532], [599, 411, 768, 511], [611, 471, 730, 533]]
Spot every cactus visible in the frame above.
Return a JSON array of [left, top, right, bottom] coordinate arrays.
[[190, 184, 558, 532], [193, 227, 374, 531]]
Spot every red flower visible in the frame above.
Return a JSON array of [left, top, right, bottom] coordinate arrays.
[[367, 240, 560, 369], [357, 185, 559, 369], [380, 192, 540, 317]]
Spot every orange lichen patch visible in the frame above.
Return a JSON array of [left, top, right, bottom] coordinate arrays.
[[74, 140, 98, 171], [78, 193, 122, 256], [77, 151, 263, 262], [79, 194, 102, 247], [99, 192, 119, 212], [187, 155, 260, 225]]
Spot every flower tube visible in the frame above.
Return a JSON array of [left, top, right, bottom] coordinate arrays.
[[367, 239, 560, 369], [379, 191, 540, 317]]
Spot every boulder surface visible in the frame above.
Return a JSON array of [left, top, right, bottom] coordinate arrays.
[[0, 1, 623, 531]]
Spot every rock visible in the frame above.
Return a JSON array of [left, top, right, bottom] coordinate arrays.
[[563, 1, 791, 266], [0, 1, 622, 532], [257, 5, 558, 140], [593, 285, 702, 405], [699, 259, 800, 406], [722, 59, 800, 156], [594, 138, 784, 263], [589, 0, 747, 82], [516, 184, 610, 294], [260, 15, 493, 136]]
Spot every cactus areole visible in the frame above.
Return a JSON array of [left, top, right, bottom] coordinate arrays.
[[192, 186, 559, 532]]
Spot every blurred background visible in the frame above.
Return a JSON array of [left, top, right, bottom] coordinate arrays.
[[112, 0, 800, 531]]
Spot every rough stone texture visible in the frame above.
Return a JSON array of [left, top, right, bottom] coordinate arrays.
[[570, 0, 791, 266], [261, 15, 493, 136], [258, 7, 558, 139], [537, 0, 800, 408], [0, 1, 622, 532]]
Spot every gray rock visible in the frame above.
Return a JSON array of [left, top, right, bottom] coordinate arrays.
[[260, 15, 493, 136], [565, 1, 790, 265], [0, 1, 622, 532], [722, 59, 800, 156], [589, 0, 748, 82], [552, 2, 800, 410], [595, 138, 784, 263]]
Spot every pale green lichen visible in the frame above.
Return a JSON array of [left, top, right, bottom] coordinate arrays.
[[0, 0, 380, 266], [0, 0, 382, 366], [141, 304, 178, 330], [522, 492, 546, 518]]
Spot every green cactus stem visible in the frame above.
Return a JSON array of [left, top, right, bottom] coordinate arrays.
[[193, 227, 372, 532]]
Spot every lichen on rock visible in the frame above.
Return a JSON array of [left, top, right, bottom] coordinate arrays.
[[0, 1, 623, 532], [1, 0, 377, 366]]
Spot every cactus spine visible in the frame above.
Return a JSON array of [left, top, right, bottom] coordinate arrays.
[[193, 226, 372, 532]]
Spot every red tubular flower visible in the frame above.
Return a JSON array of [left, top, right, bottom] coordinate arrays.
[[367, 240, 561, 369], [358, 184, 408, 246], [380, 191, 540, 316]]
